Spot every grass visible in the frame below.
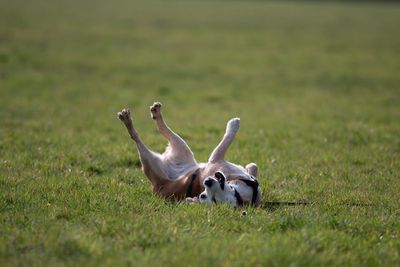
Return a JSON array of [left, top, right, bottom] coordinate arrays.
[[1, 0, 399, 266]]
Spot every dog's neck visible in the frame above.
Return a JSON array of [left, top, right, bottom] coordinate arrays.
[[152, 168, 203, 199], [185, 168, 201, 198]]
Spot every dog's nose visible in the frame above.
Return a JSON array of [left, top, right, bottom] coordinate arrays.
[[204, 178, 213, 187], [200, 194, 207, 199]]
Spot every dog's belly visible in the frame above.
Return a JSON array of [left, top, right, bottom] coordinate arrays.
[[165, 160, 199, 180]]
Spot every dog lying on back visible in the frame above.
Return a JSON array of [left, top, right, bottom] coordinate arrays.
[[117, 102, 262, 207]]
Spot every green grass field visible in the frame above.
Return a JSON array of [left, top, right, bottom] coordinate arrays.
[[1, 0, 400, 266]]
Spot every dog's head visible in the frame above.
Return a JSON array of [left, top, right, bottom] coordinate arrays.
[[200, 171, 261, 207], [203, 171, 225, 190], [198, 171, 226, 204], [187, 173, 222, 205]]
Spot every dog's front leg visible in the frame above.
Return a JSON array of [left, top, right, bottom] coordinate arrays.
[[245, 163, 258, 178], [208, 118, 240, 163]]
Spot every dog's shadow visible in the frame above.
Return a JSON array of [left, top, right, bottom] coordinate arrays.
[[261, 201, 373, 212]]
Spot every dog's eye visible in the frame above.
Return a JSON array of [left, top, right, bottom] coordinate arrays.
[[200, 194, 207, 199]]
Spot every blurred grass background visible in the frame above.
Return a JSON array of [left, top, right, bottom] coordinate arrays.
[[1, 0, 399, 266]]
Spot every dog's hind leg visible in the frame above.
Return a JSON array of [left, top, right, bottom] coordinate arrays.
[[208, 118, 240, 163], [117, 108, 170, 185], [150, 102, 196, 164]]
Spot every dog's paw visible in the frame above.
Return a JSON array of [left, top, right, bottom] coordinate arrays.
[[245, 163, 258, 178], [186, 197, 199, 204], [117, 108, 132, 124], [227, 117, 240, 133], [150, 102, 162, 120]]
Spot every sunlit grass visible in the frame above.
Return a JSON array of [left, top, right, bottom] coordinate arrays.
[[0, 0, 399, 266]]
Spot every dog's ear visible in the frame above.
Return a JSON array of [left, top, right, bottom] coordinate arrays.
[[215, 171, 226, 181], [215, 171, 226, 190]]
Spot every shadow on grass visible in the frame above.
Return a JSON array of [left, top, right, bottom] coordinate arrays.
[[262, 201, 374, 212]]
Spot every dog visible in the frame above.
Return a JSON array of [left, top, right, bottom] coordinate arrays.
[[117, 102, 262, 206]]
